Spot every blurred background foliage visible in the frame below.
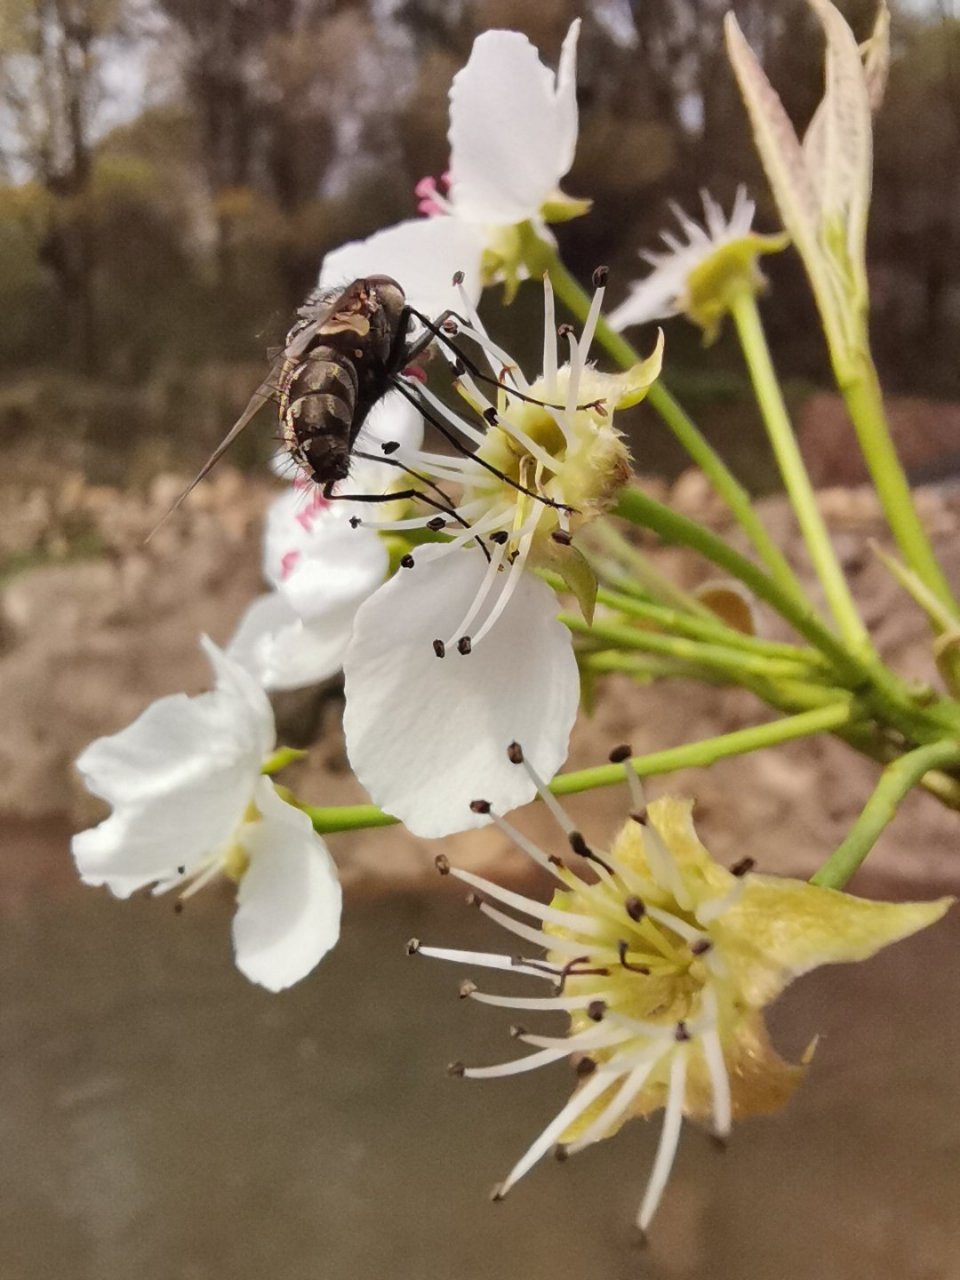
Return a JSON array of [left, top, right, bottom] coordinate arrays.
[[1, 0, 959, 486]]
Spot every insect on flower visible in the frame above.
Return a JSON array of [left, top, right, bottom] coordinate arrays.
[[148, 275, 447, 536]]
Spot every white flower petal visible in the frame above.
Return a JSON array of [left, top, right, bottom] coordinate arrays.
[[233, 778, 342, 991], [280, 525, 388, 621], [72, 642, 274, 893], [231, 595, 359, 691], [319, 218, 484, 316], [343, 550, 579, 838], [356, 390, 424, 455], [448, 24, 580, 224]]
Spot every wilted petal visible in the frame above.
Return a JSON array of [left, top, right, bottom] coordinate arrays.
[[233, 778, 342, 991], [343, 550, 579, 837], [319, 218, 484, 315], [715, 876, 953, 1007], [448, 23, 580, 225]]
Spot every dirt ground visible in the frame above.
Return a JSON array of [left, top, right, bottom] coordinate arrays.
[[3, 463, 960, 896]]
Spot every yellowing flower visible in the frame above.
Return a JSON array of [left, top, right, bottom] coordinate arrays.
[[414, 764, 950, 1234]]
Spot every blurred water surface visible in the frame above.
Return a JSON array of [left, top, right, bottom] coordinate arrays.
[[1, 825, 958, 1280]]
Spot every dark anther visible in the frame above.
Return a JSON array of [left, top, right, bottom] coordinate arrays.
[[405, 937, 421, 955], [400, 554, 415, 569], [630, 810, 647, 826], [381, 440, 400, 455], [442, 318, 459, 334], [465, 892, 482, 909], [434, 854, 450, 876], [551, 529, 572, 545], [459, 979, 477, 999], [490, 530, 509, 544], [349, 515, 362, 529], [625, 895, 646, 922], [173, 900, 184, 915], [433, 639, 446, 658], [507, 741, 524, 765], [490, 1184, 505, 1203], [452, 270, 465, 285], [710, 1133, 729, 1152], [608, 743, 632, 764], [592, 265, 609, 288], [554, 1144, 569, 1163], [457, 635, 472, 655], [509, 1024, 527, 1039], [427, 515, 446, 531], [177, 864, 186, 875], [587, 999, 607, 1022], [730, 856, 756, 877], [691, 937, 712, 956], [470, 798, 492, 814], [575, 1056, 597, 1078], [452, 358, 466, 377], [557, 322, 574, 338], [447, 1060, 466, 1077], [483, 406, 498, 425], [675, 1020, 692, 1042], [569, 831, 615, 874], [618, 940, 650, 974]]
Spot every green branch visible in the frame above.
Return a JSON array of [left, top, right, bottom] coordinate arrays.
[[811, 739, 960, 888]]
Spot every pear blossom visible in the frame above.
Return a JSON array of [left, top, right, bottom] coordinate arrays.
[[608, 188, 787, 341], [228, 393, 422, 691], [412, 751, 951, 1234], [724, 0, 890, 374], [320, 21, 585, 310], [341, 275, 662, 838], [71, 638, 342, 992]]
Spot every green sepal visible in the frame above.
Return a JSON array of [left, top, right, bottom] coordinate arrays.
[[549, 543, 598, 624]]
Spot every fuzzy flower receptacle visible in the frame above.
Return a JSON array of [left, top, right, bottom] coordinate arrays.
[[609, 188, 787, 342], [415, 772, 951, 1234], [320, 21, 586, 311], [72, 638, 342, 992], [341, 277, 662, 838]]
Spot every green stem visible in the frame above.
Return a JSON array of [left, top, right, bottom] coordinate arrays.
[[545, 252, 808, 606], [811, 739, 960, 888], [590, 521, 715, 618], [261, 746, 308, 775], [840, 355, 959, 620], [564, 612, 821, 681], [730, 289, 869, 651], [303, 804, 399, 834], [552, 704, 853, 795]]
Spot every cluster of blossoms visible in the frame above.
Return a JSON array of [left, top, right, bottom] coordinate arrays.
[[70, 0, 954, 1243]]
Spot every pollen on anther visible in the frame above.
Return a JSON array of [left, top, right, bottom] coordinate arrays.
[[552, 529, 572, 545], [447, 1060, 466, 1077], [490, 530, 509, 545], [483, 406, 498, 425], [427, 516, 446, 531], [575, 1056, 597, 1078], [406, 937, 421, 955], [349, 516, 362, 529], [490, 1184, 505, 1203], [554, 1144, 569, 1163], [506, 741, 524, 765], [452, 270, 465, 285], [675, 1020, 692, 1042], [626, 895, 646, 921], [557, 322, 574, 338], [433, 639, 446, 658], [592, 265, 609, 288], [434, 854, 451, 876], [587, 999, 607, 1022], [509, 1023, 527, 1039], [568, 831, 592, 858], [691, 938, 712, 956], [459, 979, 477, 999], [609, 744, 632, 764]]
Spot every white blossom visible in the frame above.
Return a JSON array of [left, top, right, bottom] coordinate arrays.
[[72, 638, 341, 991]]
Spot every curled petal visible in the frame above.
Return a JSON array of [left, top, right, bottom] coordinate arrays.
[[227, 593, 359, 691], [448, 22, 580, 225], [233, 779, 342, 992], [715, 877, 953, 1008], [343, 550, 579, 838], [319, 218, 484, 316]]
